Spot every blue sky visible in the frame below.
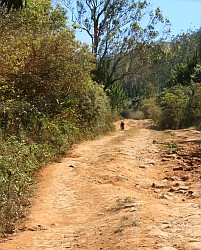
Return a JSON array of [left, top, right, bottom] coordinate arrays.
[[149, 0, 201, 35], [75, 0, 201, 43]]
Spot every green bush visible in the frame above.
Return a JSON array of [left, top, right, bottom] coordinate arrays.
[[0, 137, 36, 232], [140, 98, 162, 126], [187, 83, 201, 126], [158, 86, 188, 129], [140, 86, 192, 129], [75, 80, 114, 137]]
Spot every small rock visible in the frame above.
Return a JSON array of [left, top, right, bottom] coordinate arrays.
[[139, 164, 151, 168], [162, 158, 168, 162], [173, 167, 183, 171], [152, 181, 165, 188], [181, 176, 189, 181], [178, 186, 189, 190], [129, 207, 138, 212], [185, 167, 195, 171], [65, 243, 71, 248], [176, 189, 186, 194], [68, 165, 75, 168], [37, 224, 48, 230], [184, 242, 201, 250], [123, 203, 138, 209], [163, 176, 171, 180], [174, 181, 185, 187], [160, 247, 178, 250], [189, 190, 201, 198], [165, 154, 177, 159], [97, 212, 104, 216], [148, 225, 170, 238], [158, 193, 173, 200], [160, 221, 172, 229], [146, 159, 155, 165], [170, 176, 181, 181], [168, 187, 177, 192], [116, 174, 128, 180]]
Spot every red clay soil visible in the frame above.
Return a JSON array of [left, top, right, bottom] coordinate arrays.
[[0, 119, 200, 250]]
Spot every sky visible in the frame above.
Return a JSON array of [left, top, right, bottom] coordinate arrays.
[[75, 0, 201, 44], [149, 0, 201, 35]]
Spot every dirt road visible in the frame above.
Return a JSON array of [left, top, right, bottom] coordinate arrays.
[[1, 120, 201, 250]]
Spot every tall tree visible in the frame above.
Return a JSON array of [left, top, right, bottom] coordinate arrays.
[[62, 0, 170, 88], [163, 29, 201, 87]]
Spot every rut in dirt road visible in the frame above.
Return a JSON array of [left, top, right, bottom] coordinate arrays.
[[0, 120, 201, 250]]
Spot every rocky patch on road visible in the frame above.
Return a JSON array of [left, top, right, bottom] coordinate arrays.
[[152, 129, 201, 199]]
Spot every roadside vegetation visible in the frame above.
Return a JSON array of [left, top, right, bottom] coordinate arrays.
[[0, 0, 113, 233], [0, 0, 200, 234], [140, 32, 201, 129]]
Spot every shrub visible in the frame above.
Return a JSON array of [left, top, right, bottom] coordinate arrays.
[[0, 137, 36, 232], [186, 83, 201, 126], [158, 86, 188, 129], [140, 98, 162, 126], [75, 80, 114, 137]]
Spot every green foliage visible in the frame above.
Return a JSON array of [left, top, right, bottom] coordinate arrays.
[[106, 82, 131, 116], [138, 30, 201, 129], [0, 0, 69, 76], [0, 0, 25, 11], [191, 64, 201, 83], [166, 141, 180, 154], [0, 0, 114, 234], [140, 98, 162, 126], [141, 83, 201, 130], [158, 86, 188, 129], [167, 55, 200, 87], [125, 29, 200, 98], [0, 137, 36, 232], [160, 30, 201, 88], [81, 82, 114, 134], [186, 83, 201, 126]]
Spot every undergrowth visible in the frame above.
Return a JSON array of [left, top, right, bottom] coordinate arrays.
[[0, 117, 112, 233], [0, 106, 114, 235]]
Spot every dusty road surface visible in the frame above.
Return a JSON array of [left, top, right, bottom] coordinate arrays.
[[0, 119, 201, 250]]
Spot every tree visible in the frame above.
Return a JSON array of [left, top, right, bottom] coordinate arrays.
[[62, 0, 170, 89], [163, 29, 201, 88]]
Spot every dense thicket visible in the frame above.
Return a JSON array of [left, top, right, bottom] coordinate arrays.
[[0, 0, 113, 233]]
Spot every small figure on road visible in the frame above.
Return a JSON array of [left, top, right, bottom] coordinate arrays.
[[120, 120, 125, 130]]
